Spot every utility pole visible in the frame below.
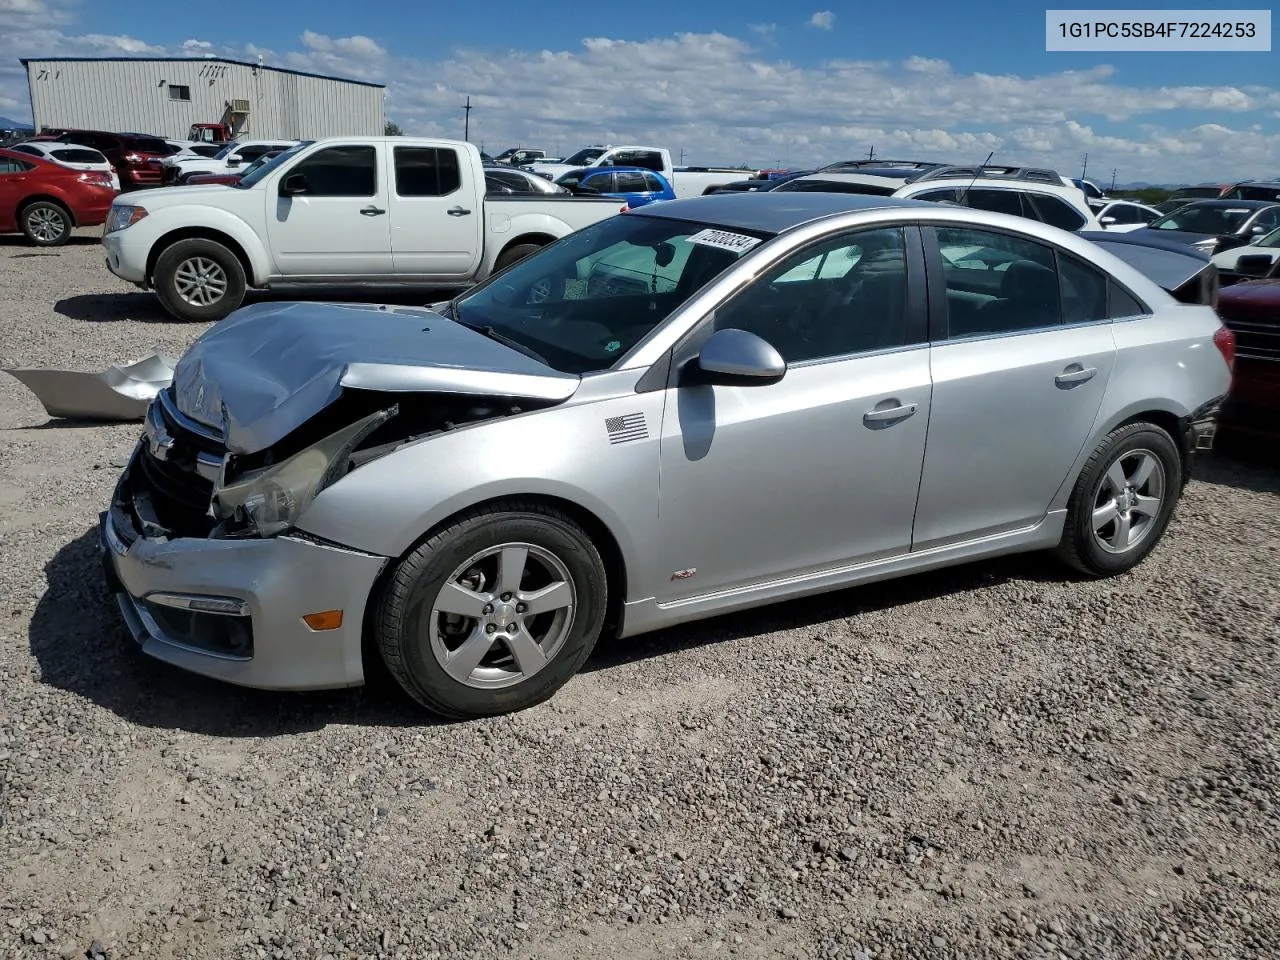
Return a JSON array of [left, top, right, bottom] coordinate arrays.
[[679, 147, 685, 165], [1081, 152, 1088, 179], [463, 96, 472, 141], [868, 144, 875, 160], [1110, 168, 1117, 191]]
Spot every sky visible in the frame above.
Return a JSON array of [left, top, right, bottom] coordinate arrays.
[[1, 0, 1277, 184]]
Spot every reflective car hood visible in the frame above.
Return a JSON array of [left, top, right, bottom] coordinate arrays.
[[171, 300, 580, 454], [1128, 228, 1221, 245]]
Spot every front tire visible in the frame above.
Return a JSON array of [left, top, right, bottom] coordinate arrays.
[[20, 201, 71, 247], [1054, 422, 1182, 577], [375, 501, 608, 719], [153, 238, 246, 322]]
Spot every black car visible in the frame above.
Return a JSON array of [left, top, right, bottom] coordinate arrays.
[[1127, 199, 1280, 256]]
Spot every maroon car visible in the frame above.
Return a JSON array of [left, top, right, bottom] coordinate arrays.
[[0, 147, 117, 245], [52, 130, 174, 190], [1215, 271, 1280, 438]]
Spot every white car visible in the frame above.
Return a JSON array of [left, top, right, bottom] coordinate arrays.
[[891, 165, 1104, 232], [162, 139, 299, 185], [1095, 200, 1163, 232], [9, 140, 120, 191], [1212, 225, 1280, 277]]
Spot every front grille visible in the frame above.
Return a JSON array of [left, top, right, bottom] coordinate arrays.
[[131, 389, 226, 537], [1221, 318, 1280, 362]]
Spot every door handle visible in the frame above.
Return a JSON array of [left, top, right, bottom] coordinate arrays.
[[447, 206, 472, 217], [862, 401, 918, 426], [360, 206, 386, 216], [1055, 364, 1097, 388]]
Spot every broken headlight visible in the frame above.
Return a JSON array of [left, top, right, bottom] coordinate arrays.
[[212, 408, 393, 537]]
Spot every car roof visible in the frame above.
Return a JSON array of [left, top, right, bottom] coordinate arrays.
[[1176, 198, 1279, 209], [628, 191, 934, 233]]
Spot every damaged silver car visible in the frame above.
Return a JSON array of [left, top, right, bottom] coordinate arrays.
[[102, 193, 1233, 719]]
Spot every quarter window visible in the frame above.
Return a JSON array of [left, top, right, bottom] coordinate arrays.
[[712, 227, 911, 363], [290, 145, 377, 196], [394, 146, 462, 196], [1108, 282, 1148, 319], [0, 157, 32, 174], [1025, 193, 1088, 231], [912, 187, 960, 203], [1059, 254, 1108, 325], [936, 226, 1060, 337], [642, 172, 665, 192]]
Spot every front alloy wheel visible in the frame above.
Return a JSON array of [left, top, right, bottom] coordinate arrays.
[[376, 501, 608, 719], [173, 256, 229, 308]]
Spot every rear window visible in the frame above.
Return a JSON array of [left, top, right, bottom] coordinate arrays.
[[50, 148, 105, 164], [127, 138, 174, 155]]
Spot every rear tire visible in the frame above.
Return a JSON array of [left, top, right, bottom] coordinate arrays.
[[20, 201, 71, 247], [494, 242, 544, 272], [153, 238, 247, 322], [375, 501, 608, 720], [1054, 422, 1182, 577]]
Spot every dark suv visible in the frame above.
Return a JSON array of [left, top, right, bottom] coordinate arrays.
[[1220, 181, 1280, 203], [53, 130, 176, 190]]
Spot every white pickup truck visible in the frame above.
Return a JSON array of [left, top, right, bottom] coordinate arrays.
[[524, 145, 756, 199], [103, 137, 628, 322]]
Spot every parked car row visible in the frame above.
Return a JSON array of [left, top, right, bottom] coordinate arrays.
[[0, 146, 117, 245]]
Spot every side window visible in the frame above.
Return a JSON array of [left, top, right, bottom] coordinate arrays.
[[965, 188, 1026, 218], [1108, 281, 1149, 319], [936, 226, 1060, 338], [11, 144, 38, 156], [912, 187, 960, 203], [614, 151, 664, 172], [615, 171, 648, 192], [712, 227, 911, 363], [393, 147, 461, 197], [1026, 193, 1087, 231], [1058, 254, 1108, 325], [291, 145, 377, 196], [642, 172, 665, 192], [1252, 208, 1280, 232], [0, 158, 32, 174], [585, 171, 617, 193], [237, 146, 269, 162]]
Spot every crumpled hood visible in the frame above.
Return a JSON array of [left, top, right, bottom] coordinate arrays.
[[171, 300, 579, 454]]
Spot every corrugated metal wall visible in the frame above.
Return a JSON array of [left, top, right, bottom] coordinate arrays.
[[25, 59, 384, 140]]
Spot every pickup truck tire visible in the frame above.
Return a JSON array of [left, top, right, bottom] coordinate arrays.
[[495, 243, 565, 303], [20, 201, 71, 247], [375, 500, 608, 719], [154, 238, 247, 322]]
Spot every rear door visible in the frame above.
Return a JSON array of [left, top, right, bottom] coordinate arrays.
[[264, 142, 393, 277], [0, 157, 33, 231], [912, 223, 1118, 549], [388, 144, 483, 278]]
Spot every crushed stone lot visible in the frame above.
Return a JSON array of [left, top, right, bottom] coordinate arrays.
[[1, 232, 1278, 960]]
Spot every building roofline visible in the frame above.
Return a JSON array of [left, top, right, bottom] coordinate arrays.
[[19, 55, 386, 89]]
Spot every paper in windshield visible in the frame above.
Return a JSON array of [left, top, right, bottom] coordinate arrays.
[[687, 228, 762, 254]]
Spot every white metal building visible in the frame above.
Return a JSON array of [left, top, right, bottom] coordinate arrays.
[[21, 56, 385, 141]]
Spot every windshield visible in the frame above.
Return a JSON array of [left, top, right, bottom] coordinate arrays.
[[213, 142, 239, 160], [1149, 205, 1254, 235], [451, 214, 773, 374], [563, 148, 606, 166], [235, 141, 314, 188], [1256, 226, 1280, 248]]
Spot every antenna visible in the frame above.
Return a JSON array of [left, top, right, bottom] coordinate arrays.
[[959, 151, 995, 203], [1081, 152, 1088, 179]]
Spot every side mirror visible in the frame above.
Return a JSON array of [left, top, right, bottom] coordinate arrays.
[[279, 173, 308, 196], [689, 328, 786, 386], [1099, 216, 1116, 225], [1250, 224, 1267, 235], [225, 156, 242, 168], [1236, 254, 1276, 276]]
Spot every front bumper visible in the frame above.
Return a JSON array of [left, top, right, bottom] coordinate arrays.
[[100, 453, 390, 691], [103, 228, 149, 285]]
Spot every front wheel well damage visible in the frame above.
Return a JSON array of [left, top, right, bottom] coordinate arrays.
[[147, 228, 255, 286], [360, 493, 629, 686]]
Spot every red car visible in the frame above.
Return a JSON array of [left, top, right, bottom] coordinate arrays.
[[52, 130, 174, 190], [1215, 271, 1280, 438], [0, 147, 117, 245]]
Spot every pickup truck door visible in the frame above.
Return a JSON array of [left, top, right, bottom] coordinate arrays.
[[264, 142, 393, 277], [387, 144, 484, 279]]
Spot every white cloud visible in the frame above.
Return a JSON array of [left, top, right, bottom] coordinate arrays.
[[808, 11, 836, 30], [749, 23, 776, 36], [0, 16, 1277, 183]]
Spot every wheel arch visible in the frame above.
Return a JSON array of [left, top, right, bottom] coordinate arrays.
[[146, 227, 257, 286], [17, 193, 75, 226], [497, 232, 557, 262]]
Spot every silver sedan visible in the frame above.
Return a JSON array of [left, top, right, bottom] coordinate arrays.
[[101, 193, 1234, 718]]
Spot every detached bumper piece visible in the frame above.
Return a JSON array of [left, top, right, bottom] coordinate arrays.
[[4, 353, 175, 422]]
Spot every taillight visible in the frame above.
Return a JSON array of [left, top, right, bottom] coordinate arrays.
[[123, 153, 143, 164], [1214, 325, 1236, 372], [78, 172, 114, 187]]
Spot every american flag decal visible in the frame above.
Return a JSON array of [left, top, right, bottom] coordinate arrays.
[[605, 412, 648, 444]]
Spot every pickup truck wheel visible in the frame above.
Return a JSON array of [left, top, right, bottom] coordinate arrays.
[[375, 501, 608, 720], [20, 201, 71, 246], [1054, 422, 1182, 577], [154, 238, 246, 322], [494, 242, 543, 272]]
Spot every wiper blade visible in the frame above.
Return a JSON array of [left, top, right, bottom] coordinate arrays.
[[454, 317, 550, 366]]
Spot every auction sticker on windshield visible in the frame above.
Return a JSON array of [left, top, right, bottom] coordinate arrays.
[[688, 228, 762, 253]]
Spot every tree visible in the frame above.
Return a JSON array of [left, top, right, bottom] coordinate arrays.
[[384, 121, 403, 136]]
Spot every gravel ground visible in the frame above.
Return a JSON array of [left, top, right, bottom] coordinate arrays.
[[1, 232, 1278, 960]]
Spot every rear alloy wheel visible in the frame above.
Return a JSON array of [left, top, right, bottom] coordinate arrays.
[[1055, 422, 1182, 576], [20, 201, 71, 247], [154, 238, 247, 322], [376, 502, 607, 719]]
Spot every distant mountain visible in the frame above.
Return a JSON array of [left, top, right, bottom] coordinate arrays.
[[0, 116, 34, 130]]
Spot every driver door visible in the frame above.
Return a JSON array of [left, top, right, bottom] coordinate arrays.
[[655, 226, 932, 603]]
